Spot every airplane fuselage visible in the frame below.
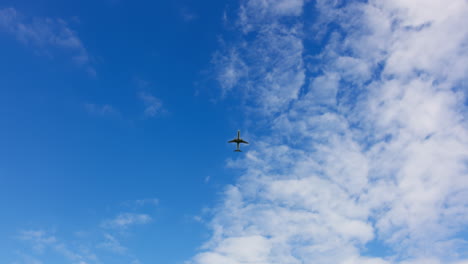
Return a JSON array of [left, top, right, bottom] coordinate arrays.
[[228, 130, 249, 152]]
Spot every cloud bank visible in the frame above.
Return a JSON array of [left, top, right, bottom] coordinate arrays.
[[192, 0, 468, 263]]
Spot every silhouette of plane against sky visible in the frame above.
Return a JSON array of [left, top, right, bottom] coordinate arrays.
[[228, 130, 249, 152]]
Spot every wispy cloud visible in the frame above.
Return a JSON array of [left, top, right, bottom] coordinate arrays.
[[238, 0, 305, 33], [17, 230, 57, 254], [192, 0, 468, 263], [133, 76, 151, 89], [134, 198, 159, 207], [101, 213, 152, 229], [84, 103, 119, 116], [15, 199, 157, 263], [122, 198, 159, 209], [211, 47, 248, 96], [139, 92, 164, 118], [97, 233, 127, 254], [212, 0, 305, 114], [0, 7, 95, 75], [12, 253, 43, 264], [17, 230, 98, 264], [180, 7, 198, 22]]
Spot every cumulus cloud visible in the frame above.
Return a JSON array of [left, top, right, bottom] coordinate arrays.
[[0, 7, 95, 74], [192, 0, 468, 263]]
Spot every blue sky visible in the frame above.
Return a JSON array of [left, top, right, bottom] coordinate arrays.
[[1, 1, 468, 264]]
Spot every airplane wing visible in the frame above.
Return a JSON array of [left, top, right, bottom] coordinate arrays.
[[240, 140, 249, 144], [228, 139, 237, 143]]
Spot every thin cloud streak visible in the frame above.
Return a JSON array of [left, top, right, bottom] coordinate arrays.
[[84, 103, 119, 116], [101, 213, 152, 229]]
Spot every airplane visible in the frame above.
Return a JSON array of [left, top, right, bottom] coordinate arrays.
[[228, 130, 249, 152]]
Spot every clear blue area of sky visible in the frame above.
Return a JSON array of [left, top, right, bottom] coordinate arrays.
[[0, 0, 249, 263]]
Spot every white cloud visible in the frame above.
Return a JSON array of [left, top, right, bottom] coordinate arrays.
[[122, 198, 159, 209], [97, 234, 127, 254], [134, 198, 159, 207], [102, 213, 152, 229], [212, 47, 248, 95], [308, 72, 340, 106], [14, 199, 156, 263], [205, 175, 211, 183], [17, 230, 98, 264], [18, 230, 57, 254], [239, 0, 305, 33], [84, 103, 118, 116], [194, 235, 272, 264], [213, 1, 305, 114], [194, 0, 468, 263], [139, 92, 164, 117], [12, 253, 44, 264], [0, 7, 94, 74], [180, 7, 198, 22]]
